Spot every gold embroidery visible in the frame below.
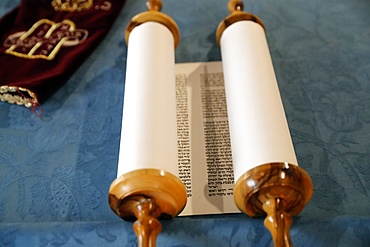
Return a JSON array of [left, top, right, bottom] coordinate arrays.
[[3, 19, 88, 60], [52, 0, 93, 12], [0, 86, 38, 108]]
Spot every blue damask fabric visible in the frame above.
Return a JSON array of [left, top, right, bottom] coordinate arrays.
[[1, 0, 370, 246]]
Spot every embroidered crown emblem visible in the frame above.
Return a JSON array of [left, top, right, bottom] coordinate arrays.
[[3, 19, 88, 60], [52, 0, 93, 12]]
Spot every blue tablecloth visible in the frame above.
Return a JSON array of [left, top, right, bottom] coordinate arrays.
[[1, 0, 370, 246]]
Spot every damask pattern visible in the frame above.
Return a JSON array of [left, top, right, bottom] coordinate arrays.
[[1, 0, 370, 246]]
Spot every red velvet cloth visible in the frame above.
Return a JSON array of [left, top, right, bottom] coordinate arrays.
[[0, 0, 126, 109]]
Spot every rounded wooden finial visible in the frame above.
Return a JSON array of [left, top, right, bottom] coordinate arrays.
[[146, 0, 162, 11], [228, 0, 244, 13]]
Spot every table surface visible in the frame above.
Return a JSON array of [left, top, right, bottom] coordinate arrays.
[[1, 0, 370, 246]]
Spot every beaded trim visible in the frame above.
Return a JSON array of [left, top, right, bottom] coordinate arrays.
[[52, 0, 93, 12], [0, 85, 39, 108]]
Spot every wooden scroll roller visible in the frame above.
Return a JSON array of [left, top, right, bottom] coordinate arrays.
[[109, 1, 186, 247], [125, 0, 180, 47], [217, 1, 314, 246], [109, 169, 187, 247], [234, 163, 313, 246]]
